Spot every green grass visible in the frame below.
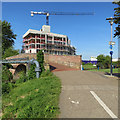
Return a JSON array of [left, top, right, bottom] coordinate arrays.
[[2, 73, 61, 119], [82, 64, 97, 70], [88, 68, 119, 73]]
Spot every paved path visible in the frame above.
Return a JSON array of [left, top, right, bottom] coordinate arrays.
[[54, 70, 119, 118]]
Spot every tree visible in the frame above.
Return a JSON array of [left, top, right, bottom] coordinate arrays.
[[37, 50, 45, 72], [113, 1, 120, 38], [3, 47, 19, 59], [104, 55, 111, 68], [97, 54, 111, 69], [97, 54, 105, 68], [1, 20, 17, 55]]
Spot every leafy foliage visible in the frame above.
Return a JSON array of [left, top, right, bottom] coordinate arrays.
[[2, 82, 13, 94], [2, 65, 13, 93], [97, 54, 111, 69], [16, 71, 28, 84], [27, 64, 36, 80], [113, 1, 120, 38], [27, 50, 45, 79], [37, 50, 45, 73], [103, 55, 111, 68], [2, 65, 13, 83], [1, 20, 17, 56], [40, 70, 53, 77], [3, 47, 19, 59]]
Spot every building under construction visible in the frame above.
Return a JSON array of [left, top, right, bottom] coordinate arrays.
[[23, 25, 76, 55]]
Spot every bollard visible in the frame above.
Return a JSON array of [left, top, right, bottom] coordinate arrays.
[[98, 66, 99, 70]]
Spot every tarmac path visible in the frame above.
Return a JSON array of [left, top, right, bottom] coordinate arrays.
[[54, 70, 119, 118]]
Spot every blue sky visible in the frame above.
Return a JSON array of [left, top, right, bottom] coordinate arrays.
[[2, 2, 118, 60]]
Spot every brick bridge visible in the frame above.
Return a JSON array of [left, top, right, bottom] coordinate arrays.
[[6, 53, 82, 78]]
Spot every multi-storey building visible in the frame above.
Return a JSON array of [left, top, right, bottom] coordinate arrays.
[[23, 25, 76, 55]]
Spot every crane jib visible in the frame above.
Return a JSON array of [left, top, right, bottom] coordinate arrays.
[[31, 11, 94, 25]]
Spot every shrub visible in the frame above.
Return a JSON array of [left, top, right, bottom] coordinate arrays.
[[113, 61, 119, 68], [37, 50, 45, 73], [2, 82, 12, 94], [82, 62, 85, 65], [97, 54, 111, 69], [27, 64, 36, 80], [16, 71, 28, 84], [2, 65, 13, 94], [2, 65, 13, 83], [86, 63, 93, 65], [40, 70, 53, 77]]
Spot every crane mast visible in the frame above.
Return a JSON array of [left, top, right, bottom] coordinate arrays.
[[31, 11, 94, 25]]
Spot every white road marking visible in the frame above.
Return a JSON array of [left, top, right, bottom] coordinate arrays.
[[90, 91, 119, 120], [71, 100, 79, 104]]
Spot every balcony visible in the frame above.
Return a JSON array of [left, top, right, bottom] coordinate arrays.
[[41, 42, 45, 44], [24, 43, 29, 46], [28, 36, 35, 40], [36, 47, 45, 50], [54, 39, 62, 42], [48, 38, 52, 41], [23, 39, 28, 43], [40, 37, 45, 40], [35, 36, 40, 39], [29, 40, 35, 44]]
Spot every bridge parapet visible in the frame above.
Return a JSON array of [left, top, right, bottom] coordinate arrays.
[[5, 53, 82, 69], [6, 53, 37, 60]]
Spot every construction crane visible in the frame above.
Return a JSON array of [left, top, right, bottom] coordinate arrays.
[[31, 11, 94, 25]]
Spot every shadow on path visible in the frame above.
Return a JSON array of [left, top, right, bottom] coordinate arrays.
[[49, 62, 79, 72]]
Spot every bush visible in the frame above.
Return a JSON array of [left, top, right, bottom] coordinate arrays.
[[86, 63, 93, 65], [27, 64, 36, 80], [16, 71, 28, 84], [40, 70, 53, 77], [27, 50, 45, 79], [2, 82, 13, 94], [2, 65, 13, 83], [2, 65, 13, 94], [82, 62, 85, 65], [97, 54, 111, 69], [37, 50, 45, 73], [113, 61, 119, 68]]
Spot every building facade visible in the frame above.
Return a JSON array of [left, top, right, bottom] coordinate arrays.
[[23, 25, 76, 55], [90, 56, 97, 61]]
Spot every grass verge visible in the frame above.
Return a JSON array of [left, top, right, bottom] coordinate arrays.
[[88, 68, 119, 73], [2, 73, 61, 119], [82, 64, 97, 70]]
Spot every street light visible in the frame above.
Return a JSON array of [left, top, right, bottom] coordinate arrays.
[[106, 17, 115, 76]]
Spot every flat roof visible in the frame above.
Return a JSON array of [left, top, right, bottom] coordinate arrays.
[[23, 29, 67, 38]]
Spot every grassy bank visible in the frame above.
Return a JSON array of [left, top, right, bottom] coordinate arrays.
[[2, 72, 61, 118]]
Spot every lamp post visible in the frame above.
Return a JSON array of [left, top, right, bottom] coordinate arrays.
[[106, 17, 115, 76]]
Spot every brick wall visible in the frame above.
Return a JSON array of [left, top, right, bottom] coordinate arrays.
[[6, 53, 37, 60], [44, 54, 82, 69], [6, 53, 82, 69]]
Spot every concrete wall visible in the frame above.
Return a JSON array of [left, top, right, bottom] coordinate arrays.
[[6, 53, 82, 69]]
